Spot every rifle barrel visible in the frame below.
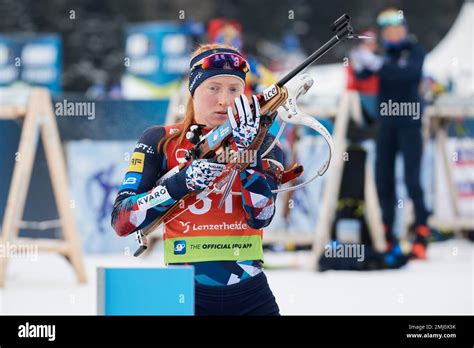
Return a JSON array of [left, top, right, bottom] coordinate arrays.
[[277, 36, 340, 87], [277, 13, 352, 87]]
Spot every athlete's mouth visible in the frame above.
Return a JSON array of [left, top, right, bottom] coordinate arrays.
[[214, 111, 228, 118]]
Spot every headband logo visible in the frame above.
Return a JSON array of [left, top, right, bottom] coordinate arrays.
[[189, 71, 203, 91]]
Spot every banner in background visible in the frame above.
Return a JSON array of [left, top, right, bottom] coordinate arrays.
[[435, 138, 474, 219], [67, 140, 140, 254], [122, 21, 203, 99], [0, 34, 62, 95]]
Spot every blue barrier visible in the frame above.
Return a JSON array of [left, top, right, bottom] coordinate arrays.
[[97, 267, 194, 315]]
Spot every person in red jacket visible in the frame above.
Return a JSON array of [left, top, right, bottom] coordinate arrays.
[[111, 43, 284, 315], [346, 28, 381, 124]]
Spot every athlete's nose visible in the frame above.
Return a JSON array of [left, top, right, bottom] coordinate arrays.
[[218, 90, 234, 112]]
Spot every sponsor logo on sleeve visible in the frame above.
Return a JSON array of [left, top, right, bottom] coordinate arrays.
[[136, 186, 172, 210], [134, 143, 155, 154], [127, 152, 145, 173], [117, 190, 136, 197], [119, 172, 142, 190]]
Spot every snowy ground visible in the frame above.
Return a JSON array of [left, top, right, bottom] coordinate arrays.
[[0, 239, 472, 315]]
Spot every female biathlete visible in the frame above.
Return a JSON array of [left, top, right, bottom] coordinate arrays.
[[111, 43, 284, 315]]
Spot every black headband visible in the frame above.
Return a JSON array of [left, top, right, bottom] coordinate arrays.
[[188, 47, 247, 96]]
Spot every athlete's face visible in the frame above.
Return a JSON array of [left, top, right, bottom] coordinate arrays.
[[193, 76, 245, 129], [382, 25, 407, 43]]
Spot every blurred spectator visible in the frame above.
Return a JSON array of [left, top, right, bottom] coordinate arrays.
[[375, 9, 430, 259], [347, 28, 381, 124], [207, 18, 277, 95], [352, 8, 432, 260]]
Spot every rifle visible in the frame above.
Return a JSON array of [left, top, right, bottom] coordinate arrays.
[[133, 14, 363, 257]]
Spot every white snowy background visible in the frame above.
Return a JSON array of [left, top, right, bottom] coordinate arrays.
[[0, 238, 471, 315]]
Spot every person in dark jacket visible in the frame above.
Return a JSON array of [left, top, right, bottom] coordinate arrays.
[[377, 9, 430, 259], [351, 9, 430, 260]]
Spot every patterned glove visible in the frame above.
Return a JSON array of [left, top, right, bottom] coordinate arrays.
[[185, 159, 226, 191], [227, 94, 261, 151]]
